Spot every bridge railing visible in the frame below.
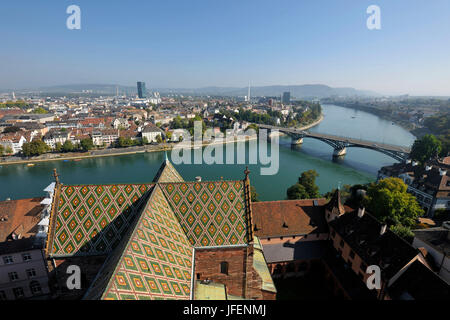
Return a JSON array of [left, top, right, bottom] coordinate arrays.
[[258, 124, 411, 151]]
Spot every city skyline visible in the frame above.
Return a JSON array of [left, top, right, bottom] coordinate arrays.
[[1, 0, 450, 96]]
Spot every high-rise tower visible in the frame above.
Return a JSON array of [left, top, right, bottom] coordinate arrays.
[[137, 81, 146, 99]]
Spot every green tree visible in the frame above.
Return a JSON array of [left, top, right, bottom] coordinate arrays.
[[287, 183, 309, 200], [286, 170, 321, 200], [21, 139, 49, 157], [54, 142, 63, 153], [33, 107, 48, 114], [80, 138, 94, 152], [0, 145, 4, 156], [166, 131, 172, 141], [410, 134, 442, 164], [250, 186, 259, 202], [364, 178, 423, 231], [298, 170, 320, 198], [156, 134, 162, 144], [5, 146, 13, 155], [62, 140, 75, 152]]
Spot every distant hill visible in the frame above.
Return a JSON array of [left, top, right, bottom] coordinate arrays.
[[164, 84, 379, 98], [9, 83, 379, 98]]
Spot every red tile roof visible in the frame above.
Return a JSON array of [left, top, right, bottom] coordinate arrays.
[[251, 199, 328, 238], [0, 198, 44, 241]]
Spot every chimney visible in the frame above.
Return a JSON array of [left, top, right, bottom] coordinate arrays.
[[439, 168, 447, 176], [380, 224, 387, 235], [412, 161, 419, 166], [195, 176, 202, 182], [425, 165, 432, 171], [357, 207, 365, 218]]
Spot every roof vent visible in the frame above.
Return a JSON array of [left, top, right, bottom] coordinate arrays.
[[412, 161, 419, 166], [358, 207, 365, 218], [380, 224, 387, 235], [425, 165, 432, 171], [195, 176, 202, 182], [5, 198, 11, 201], [406, 159, 412, 164], [439, 169, 447, 176]]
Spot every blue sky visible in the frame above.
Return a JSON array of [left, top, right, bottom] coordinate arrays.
[[1, 0, 449, 95]]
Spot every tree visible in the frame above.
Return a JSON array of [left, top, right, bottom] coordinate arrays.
[[410, 134, 442, 164], [21, 139, 49, 157], [5, 146, 13, 155], [0, 145, 4, 156], [156, 134, 162, 144], [250, 186, 259, 202], [166, 131, 173, 141], [298, 170, 320, 198], [287, 170, 321, 200], [287, 183, 309, 200], [62, 140, 75, 153], [142, 137, 149, 145], [54, 142, 63, 153], [364, 178, 423, 231], [33, 107, 48, 114], [80, 138, 94, 152]]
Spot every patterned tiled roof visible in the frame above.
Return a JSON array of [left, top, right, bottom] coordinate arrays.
[[85, 185, 193, 300], [152, 160, 184, 183], [47, 183, 153, 257], [160, 181, 249, 247]]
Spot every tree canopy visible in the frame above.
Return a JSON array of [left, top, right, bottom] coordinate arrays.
[[287, 170, 320, 200], [21, 139, 49, 157], [364, 178, 423, 234], [410, 134, 442, 164]]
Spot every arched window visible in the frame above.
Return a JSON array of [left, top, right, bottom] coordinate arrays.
[[220, 261, 229, 275], [30, 281, 42, 295]]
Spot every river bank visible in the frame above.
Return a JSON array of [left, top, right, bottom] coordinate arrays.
[[0, 135, 259, 166], [0, 113, 324, 167]]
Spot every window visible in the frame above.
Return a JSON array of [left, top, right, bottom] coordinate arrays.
[[220, 261, 229, 275], [9, 272, 19, 281], [0, 290, 6, 301], [30, 281, 42, 295], [3, 256, 13, 264], [22, 253, 32, 261], [196, 273, 201, 280], [349, 250, 355, 259], [26, 268, 37, 278], [13, 287, 24, 299]]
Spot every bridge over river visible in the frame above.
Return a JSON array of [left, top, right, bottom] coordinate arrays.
[[257, 124, 411, 162]]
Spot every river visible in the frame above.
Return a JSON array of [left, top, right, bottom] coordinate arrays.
[[0, 105, 416, 201]]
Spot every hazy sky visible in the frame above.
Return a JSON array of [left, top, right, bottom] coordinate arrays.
[[1, 0, 449, 95]]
